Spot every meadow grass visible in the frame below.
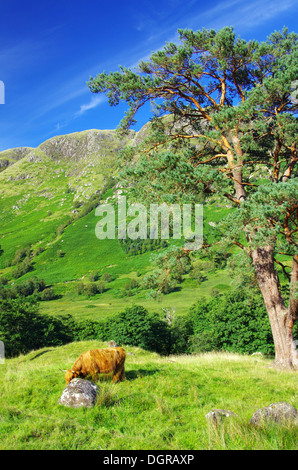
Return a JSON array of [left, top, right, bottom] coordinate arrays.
[[0, 341, 297, 450], [38, 267, 231, 321]]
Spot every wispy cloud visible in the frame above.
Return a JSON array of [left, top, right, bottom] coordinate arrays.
[[67, 0, 298, 121], [126, 0, 297, 71], [188, 0, 298, 31], [75, 94, 106, 116]]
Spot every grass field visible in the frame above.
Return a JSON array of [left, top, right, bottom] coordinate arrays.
[[38, 268, 232, 320], [0, 340, 297, 450]]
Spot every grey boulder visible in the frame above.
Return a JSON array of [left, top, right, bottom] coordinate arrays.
[[250, 402, 298, 426], [58, 378, 99, 408]]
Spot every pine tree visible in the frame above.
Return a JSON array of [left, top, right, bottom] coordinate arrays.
[[88, 27, 298, 369]]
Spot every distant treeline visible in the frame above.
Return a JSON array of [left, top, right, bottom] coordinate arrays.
[[0, 276, 59, 301], [1, 290, 290, 360], [119, 237, 169, 256]]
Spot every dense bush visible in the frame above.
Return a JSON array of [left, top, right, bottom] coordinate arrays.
[[188, 290, 275, 355], [82, 282, 100, 297], [74, 192, 104, 220], [101, 272, 114, 283], [0, 299, 73, 358], [142, 246, 191, 298], [119, 236, 169, 256], [73, 319, 108, 341], [77, 281, 106, 296], [12, 246, 31, 265], [11, 257, 33, 278], [107, 305, 170, 354], [88, 271, 100, 282], [40, 287, 60, 301], [163, 314, 193, 355], [0, 300, 173, 358], [0, 277, 46, 300], [0, 289, 286, 359]]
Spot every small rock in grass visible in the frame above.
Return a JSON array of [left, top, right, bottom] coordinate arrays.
[[58, 378, 99, 408], [250, 402, 298, 426], [205, 409, 236, 424]]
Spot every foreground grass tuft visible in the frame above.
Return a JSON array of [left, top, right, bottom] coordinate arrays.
[[0, 341, 297, 450]]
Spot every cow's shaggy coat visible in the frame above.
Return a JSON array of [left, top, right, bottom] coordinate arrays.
[[65, 347, 126, 384]]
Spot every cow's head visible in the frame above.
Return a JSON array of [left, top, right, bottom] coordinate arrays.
[[65, 369, 79, 384]]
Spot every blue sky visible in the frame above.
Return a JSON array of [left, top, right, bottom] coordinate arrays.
[[0, 0, 297, 151]]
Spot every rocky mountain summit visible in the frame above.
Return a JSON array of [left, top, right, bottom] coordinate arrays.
[[0, 128, 138, 201]]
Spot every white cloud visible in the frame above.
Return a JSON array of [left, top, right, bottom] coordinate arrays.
[[188, 0, 297, 31], [75, 94, 106, 116]]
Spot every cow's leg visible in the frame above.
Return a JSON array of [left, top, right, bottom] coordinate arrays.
[[119, 367, 125, 381], [112, 366, 125, 383]]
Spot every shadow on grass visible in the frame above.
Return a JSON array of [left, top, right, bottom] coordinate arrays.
[[125, 369, 160, 381], [29, 350, 53, 361]]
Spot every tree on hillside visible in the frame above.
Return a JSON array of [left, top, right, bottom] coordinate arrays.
[[142, 245, 191, 298], [88, 27, 298, 369]]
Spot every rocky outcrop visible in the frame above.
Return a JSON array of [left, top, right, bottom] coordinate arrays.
[[0, 128, 142, 200], [38, 129, 136, 162], [0, 147, 33, 171]]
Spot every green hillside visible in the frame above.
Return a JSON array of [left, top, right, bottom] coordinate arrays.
[[0, 129, 135, 264], [0, 340, 297, 450], [0, 128, 233, 321]]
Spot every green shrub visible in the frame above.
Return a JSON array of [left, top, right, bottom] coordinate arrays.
[[83, 283, 99, 297], [74, 319, 107, 341], [189, 290, 275, 355], [124, 278, 139, 291], [74, 193, 103, 220], [88, 271, 100, 282], [33, 246, 45, 256], [40, 287, 59, 301], [12, 246, 31, 265], [166, 315, 193, 355], [107, 305, 170, 354], [0, 298, 73, 358], [73, 200, 82, 209], [0, 277, 46, 300], [0, 277, 8, 286], [11, 257, 33, 278], [97, 281, 106, 294], [76, 281, 106, 296], [76, 282, 85, 295], [101, 272, 114, 283]]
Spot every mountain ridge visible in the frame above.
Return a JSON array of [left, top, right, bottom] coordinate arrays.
[[0, 128, 141, 203]]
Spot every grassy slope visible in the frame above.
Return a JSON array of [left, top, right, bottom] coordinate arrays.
[[0, 340, 297, 450], [0, 130, 233, 320], [33, 202, 233, 320], [0, 129, 135, 265], [0, 200, 232, 319]]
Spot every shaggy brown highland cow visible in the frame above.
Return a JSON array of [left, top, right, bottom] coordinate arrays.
[[65, 347, 126, 384]]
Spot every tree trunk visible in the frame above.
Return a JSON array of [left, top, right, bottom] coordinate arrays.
[[251, 245, 298, 369]]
